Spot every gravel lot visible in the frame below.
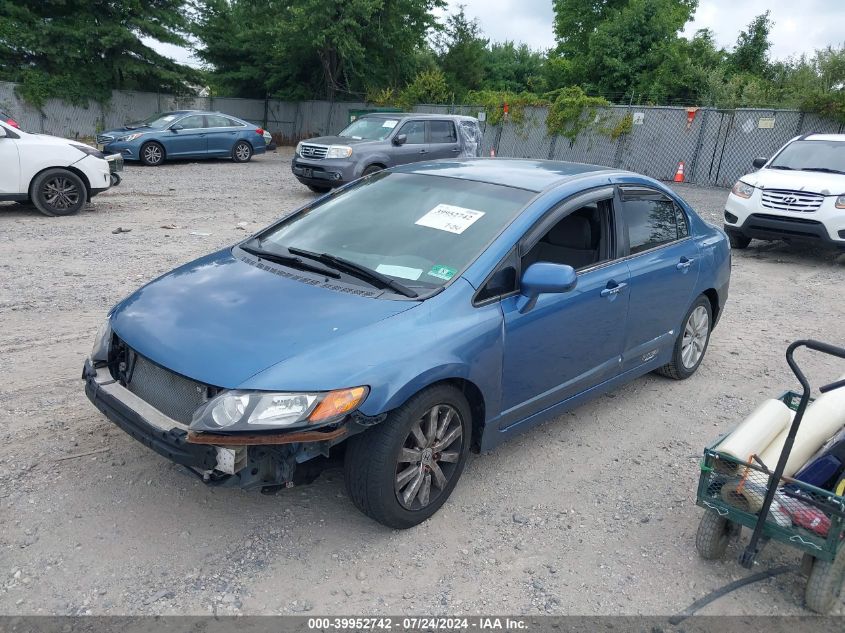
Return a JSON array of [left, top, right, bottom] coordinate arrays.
[[1, 150, 844, 617]]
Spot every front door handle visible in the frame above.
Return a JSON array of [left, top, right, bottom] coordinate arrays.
[[419, 149, 428, 154], [676, 257, 696, 270], [600, 281, 628, 298]]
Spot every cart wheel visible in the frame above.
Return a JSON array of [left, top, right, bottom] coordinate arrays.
[[110, 173, 121, 187], [805, 549, 845, 614], [696, 511, 734, 560]]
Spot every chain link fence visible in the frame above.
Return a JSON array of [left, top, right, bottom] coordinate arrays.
[[2, 81, 842, 188]]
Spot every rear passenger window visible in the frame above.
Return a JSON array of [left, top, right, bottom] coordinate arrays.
[[621, 189, 683, 254], [207, 115, 241, 128], [429, 121, 457, 143], [177, 115, 205, 129]]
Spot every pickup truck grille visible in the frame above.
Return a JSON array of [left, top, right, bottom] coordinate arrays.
[[121, 346, 214, 425], [299, 144, 328, 160], [761, 189, 824, 213]]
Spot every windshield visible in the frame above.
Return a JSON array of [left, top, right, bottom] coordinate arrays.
[[769, 139, 845, 173], [129, 112, 181, 129], [338, 117, 399, 140], [257, 172, 533, 291]]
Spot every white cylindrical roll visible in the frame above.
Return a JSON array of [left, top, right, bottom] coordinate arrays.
[[759, 374, 845, 478], [716, 399, 794, 464]]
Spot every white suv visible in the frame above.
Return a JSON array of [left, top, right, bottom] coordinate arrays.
[[0, 120, 112, 216], [724, 134, 845, 250]]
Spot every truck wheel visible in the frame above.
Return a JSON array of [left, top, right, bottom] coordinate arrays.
[[307, 185, 331, 194], [362, 165, 383, 176], [728, 231, 751, 249], [344, 384, 471, 529], [233, 141, 253, 163], [140, 142, 165, 166], [656, 295, 712, 380], [695, 511, 733, 560], [30, 168, 86, 217], [805, 550, 845, 614]]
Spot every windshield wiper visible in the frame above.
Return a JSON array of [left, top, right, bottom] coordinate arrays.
[[767, 165, 793, 170], [288, 247, 419, 298], [800, 167, 845, 175], [241, 242, 340, 278]]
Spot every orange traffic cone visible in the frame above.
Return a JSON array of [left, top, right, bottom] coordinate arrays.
[[490, 147, 496, 157], [673, 161, 685, 182]]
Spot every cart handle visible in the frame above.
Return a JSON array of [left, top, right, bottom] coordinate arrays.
[[820, 378, 845, 394], [786, 339, 845, 395]]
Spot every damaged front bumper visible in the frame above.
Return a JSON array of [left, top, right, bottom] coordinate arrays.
[[82, 359, 363, 489]]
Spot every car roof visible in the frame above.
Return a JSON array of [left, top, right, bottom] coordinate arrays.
[[362, 112, 477, 121], [801, 133, 845, 142], [394, 158, 616, 192]]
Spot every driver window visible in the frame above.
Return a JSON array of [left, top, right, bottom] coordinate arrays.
[[523, 200, 614, 271], [398, 120, 425, 144]]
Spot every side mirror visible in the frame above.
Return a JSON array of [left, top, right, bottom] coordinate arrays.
[[516, 262, 577, 313], [752, 156, 768, 169], [170, 124, 183, 132], [393, 134, 407, 146]]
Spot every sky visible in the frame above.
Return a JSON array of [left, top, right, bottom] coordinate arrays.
[[150, 0, 844, 68]]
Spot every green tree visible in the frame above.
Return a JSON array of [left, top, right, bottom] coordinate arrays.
[[0, 0, 198, 106], [194, 0, 443, 100], [483, 42, 546, 93], [434, 5, 488, 97], [729, 11, 773, 77]]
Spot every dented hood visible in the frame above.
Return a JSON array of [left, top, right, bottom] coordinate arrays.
[[109, 249, 418, 388]]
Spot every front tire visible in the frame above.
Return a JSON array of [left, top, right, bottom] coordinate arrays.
[[361, 165, 383, 176], [307, 184, 331, 194], [805, 550, 845, 614], [140, 142, 165, 166], [233, 141, 253, 163], [727, 230, 751, 249], [695, 511, 734, 560], [344, 384, 471, 528], [30, 169, 86, 217], [656, 294, 712, 380]]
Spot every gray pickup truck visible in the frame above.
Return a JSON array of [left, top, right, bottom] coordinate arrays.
[[292, 113, 483, 192]]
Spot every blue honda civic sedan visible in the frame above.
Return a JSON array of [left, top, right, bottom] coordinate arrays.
[[83, 159, 730, 528], [97, 110, 266, 165]]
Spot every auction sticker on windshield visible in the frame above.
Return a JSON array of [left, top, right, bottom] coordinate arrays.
[[415, 204, 485, 234], [382, 120, 398, 128]]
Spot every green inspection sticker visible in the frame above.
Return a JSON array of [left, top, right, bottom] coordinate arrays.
[[428, 264, 457, 281]]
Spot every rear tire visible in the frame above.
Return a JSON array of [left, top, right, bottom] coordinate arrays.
[[805, 549, 845, 614], [140, 142, 165, 166], [233, 141, 253, 163], [695, 511, 733, 560], [30, 168, 86, 217], [728, 231, 751, 249], [344, 384, 471, 528], [656, 294, 712, 380]]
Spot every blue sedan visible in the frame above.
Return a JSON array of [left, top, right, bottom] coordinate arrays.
[[83, 159, 730, 528], [98, 110, 266, 165]]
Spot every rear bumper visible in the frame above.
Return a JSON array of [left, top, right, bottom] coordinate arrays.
[[83, 359, 217, 470], [725, 213, 845, 249]]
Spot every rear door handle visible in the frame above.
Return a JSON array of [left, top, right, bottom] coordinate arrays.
[[451, 147, 460, 153], [601, 281, 628, 297], [676, 257, 695, 270]]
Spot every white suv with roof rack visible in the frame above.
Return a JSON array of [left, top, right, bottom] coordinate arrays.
[[723, 133, 845, 250]]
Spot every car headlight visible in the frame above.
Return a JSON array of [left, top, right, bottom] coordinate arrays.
[[71, 144, 106, 159], [836, 195, 845, 209], [90, 319, 112, 363], [120, 133, 144, 142], [326, 145, 353, 159], [295, 142, 303, 156], [190, 386, 369, 432], [731, 181, 755, 199]]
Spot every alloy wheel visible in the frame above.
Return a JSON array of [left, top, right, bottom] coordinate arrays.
[[42, 176, 80, 211], [235, 143, 251, 161], [395, 404, 463, 510], [681, 305, 709, 369], [143, 144, 162, 164]]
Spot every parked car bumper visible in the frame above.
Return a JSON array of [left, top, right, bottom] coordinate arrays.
[[291, 157, 358, 187], [73, 154, 112, 198], [724, 191, 845, 248], [102, 141, 139, 160]]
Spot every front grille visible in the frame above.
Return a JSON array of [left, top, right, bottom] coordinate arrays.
[[123, 349, 212, 424], [96, 134, 114, 145], [761, 189, 824, 212], [299, 144, 328, 159]]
